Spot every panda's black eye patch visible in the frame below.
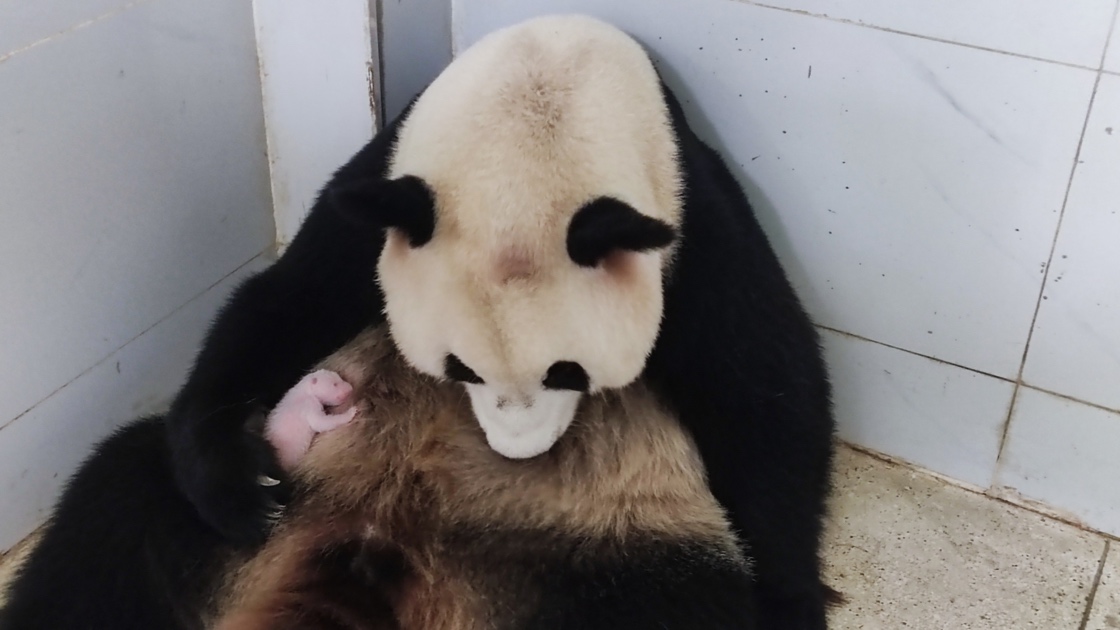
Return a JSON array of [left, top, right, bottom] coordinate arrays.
[[445, 354, 484, 385], [566, 197, 677, 267], [542, 361, 589, 392]]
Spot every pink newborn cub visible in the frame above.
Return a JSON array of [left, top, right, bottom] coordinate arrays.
[[265, 369, 357, 470]]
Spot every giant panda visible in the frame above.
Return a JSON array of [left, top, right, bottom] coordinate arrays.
[[1, 13, 836, 630], [211, 325, 757, 630]]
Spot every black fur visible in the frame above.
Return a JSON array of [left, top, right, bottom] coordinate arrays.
[[506, 535, 757, 630], [291, 528, 757, 630], [647, 82, 836, 630], [4, 71, 835, 628], [162, 78, 834, 627], [331, 175, 436, 247], [542, 361, 590, 392], [0, 417, 233, 630], [444, 353, 485, 385], [566, 196, 677, 267], [162, 102, 413, 546]]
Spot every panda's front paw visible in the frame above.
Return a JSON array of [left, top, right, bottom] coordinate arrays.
[[172, 412, 292, 546]]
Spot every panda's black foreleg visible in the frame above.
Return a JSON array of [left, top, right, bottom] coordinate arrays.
[[164, 211, 385, 545], [0, 417, 232, 630], [162, 100, 423, 545]]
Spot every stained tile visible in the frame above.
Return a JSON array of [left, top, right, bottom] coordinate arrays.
[[995, 387, 1120, 537], [825, 446, 1105, 629], [1022, 75, 1120, 412], [454, 0, 1096, 379], [0, 0, 273, 428], [752, 0, 1116, 68], [0, 256, 271, 552], [821, 330, 1014, 487], [1085, 544, 1120, 630]]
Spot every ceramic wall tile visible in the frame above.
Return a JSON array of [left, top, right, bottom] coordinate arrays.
[[822, 330, 1015, 487], [0, 256, 271, 552], [0, 0, 273, 429], [751, 0, 1116, 68], [0, 0, 134, 58], [1104, 11, 1120, 73], [1023, 75, 1120, 412], [996, 387, 1120, 537], [454, 0, 1095, 379]]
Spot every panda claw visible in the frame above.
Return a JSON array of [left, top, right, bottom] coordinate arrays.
[[257, 474, 281, 487]]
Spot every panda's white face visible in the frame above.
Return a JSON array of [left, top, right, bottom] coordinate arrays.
[[375, 192, 674, 459], [344, 14, 683, 459]]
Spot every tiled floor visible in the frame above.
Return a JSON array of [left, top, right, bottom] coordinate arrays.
[[1, 444, 1115, 627], [824, 446, 1112, 629]]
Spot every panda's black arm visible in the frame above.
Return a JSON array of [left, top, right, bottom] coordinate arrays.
[[165, 208, 386, 544], [165, 103, 416, 545], [651, 84, 837, 630]]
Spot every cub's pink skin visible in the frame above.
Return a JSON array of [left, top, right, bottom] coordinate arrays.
[[265, 369, 357, 470]]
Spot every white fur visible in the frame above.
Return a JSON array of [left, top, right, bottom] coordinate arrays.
[[378, 15, 682, 459]]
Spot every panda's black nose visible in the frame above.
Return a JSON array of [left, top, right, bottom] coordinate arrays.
[[542, 361, 589, 392]]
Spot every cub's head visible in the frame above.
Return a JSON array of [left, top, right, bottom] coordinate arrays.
[[331, 13, 682, 459]]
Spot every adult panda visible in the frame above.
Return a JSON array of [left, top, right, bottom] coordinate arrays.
[[212, 325, 758, 630], [165, 14, 837, 630]]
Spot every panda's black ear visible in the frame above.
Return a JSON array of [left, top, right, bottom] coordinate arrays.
[[566, 197, 677, 267], [328, 175, 436, 247]]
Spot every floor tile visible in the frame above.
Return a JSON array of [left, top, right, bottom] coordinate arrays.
[[752, 0, 1116, 68], [1086, 544, 1120, 630], [455, 0, 1097, 379], [1022, 75, 1120, 412], [995, 387, 1120, 537], [0, 0, 273, 428], [821, 330, 1015, 487], [0, 255, 271, 552], [825, 446, 1105, 629]]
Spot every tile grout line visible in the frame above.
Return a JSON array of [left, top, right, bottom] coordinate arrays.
[[814, 324, 1013, 382], [0, 249, 271, 435], [816, 324, 1120, 414], [991, 44, 1113, 480], [739, 0, 1107, 73], [0, 0, 155, 65], [1079, 540, 1111, 630]]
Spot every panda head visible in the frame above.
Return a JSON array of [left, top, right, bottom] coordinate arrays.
[[332, 14, 683, 459]]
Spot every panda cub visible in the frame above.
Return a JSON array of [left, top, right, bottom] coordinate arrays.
[[212, 326, 757, 630]]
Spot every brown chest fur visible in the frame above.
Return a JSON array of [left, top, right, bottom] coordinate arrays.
[[212, 327, 741, 630]]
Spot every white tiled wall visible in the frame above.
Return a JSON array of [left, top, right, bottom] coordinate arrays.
[[1107, 11, 1120, 72], [453, 0, 1120, 535], [0, 0, 274, 551]]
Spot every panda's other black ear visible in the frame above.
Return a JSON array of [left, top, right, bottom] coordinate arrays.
[[566, 197, 677, 267], [329, 175, 436, 247]]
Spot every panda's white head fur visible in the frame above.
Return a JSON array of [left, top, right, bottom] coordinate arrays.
[[333, 15, 683, 459]]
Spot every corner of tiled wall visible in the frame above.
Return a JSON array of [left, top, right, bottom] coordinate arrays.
[[453, 0, 1120, 536]]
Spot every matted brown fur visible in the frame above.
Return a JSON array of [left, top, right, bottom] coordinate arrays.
[[212, 326, 744, 629]]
